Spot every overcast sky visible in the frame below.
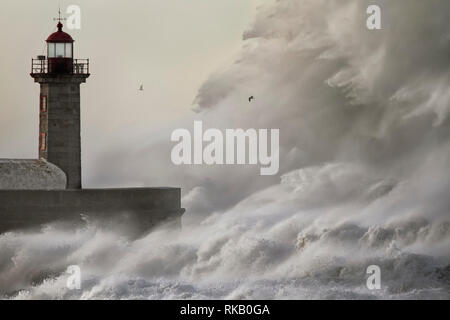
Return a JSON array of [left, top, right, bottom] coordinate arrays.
[[0, 0, 263, 161]]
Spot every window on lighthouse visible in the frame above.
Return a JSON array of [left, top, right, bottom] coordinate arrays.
[[55, 43, 65, 57], [66, 43, 72, 58], [48, 43, 72, 58], [48, 43, 55, 58], [40, 95, 47, 112], [40, 133, 47, 151]]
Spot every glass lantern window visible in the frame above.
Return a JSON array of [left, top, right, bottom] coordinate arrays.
[[55, 43, 65, 57], [48, 43, 56, 58], [48, 43, 72, 58], [65, 43, 73, 58]]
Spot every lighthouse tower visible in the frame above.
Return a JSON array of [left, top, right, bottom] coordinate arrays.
[[31, 20, 89, 189]]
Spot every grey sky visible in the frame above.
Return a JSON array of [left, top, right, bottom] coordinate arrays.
[[0, 0, 263, 161], [1, 0, 450, 299]]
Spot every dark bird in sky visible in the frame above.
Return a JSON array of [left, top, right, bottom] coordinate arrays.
[[249, 96, 254, 102], [139, 84, 144, 91]]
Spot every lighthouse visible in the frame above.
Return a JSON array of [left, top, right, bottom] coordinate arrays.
[[0, 14, 184, 236], [30, 20, 89, 189]]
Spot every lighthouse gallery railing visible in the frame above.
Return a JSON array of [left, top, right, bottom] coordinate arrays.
[[31, 59, 89, 75]]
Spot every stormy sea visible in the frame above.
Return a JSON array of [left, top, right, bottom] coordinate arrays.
[[1, 0, 450, 299]]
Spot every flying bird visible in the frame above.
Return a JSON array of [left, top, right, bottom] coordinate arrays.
[[248, 96, 254, 102]]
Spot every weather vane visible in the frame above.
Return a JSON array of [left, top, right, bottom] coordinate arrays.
[[53, 6, 66, 23]]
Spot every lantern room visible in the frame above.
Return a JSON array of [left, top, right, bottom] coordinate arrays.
[[46, 22, 74, 73]]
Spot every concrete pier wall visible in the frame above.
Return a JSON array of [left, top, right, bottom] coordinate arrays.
[[0, 188, 184, 235]]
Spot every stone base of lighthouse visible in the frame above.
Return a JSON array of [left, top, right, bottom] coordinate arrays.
[[31, 74, 88, 189]]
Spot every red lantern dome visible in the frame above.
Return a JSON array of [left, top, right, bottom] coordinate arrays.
[[46, 22, 73, 73], [46, 22, 74, 43]]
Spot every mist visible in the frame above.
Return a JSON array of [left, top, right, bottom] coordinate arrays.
[[1, 0, 450, 299]]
